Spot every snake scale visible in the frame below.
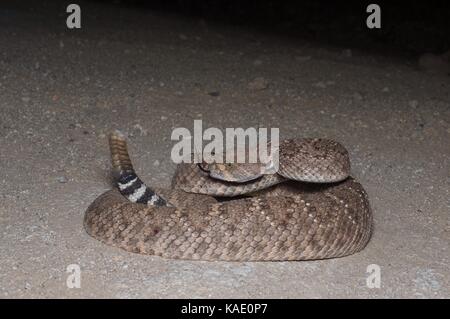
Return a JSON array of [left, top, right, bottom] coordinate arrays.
[[84, 131, 373, 261]]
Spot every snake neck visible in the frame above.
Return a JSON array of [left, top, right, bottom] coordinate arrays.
[[109, 130, 168, 206]]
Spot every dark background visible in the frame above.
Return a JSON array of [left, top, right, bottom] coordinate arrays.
[[1, 0, 449, 299], [92, 0, 450, 56]]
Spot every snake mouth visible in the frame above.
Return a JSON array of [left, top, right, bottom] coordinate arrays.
[[197, 162, 211, 173], [209, 170, 263, 183]]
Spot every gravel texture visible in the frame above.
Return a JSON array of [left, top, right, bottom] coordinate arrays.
[[0, 1, 449, 298]]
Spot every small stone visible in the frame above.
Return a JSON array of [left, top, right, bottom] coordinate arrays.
[[24, 282, 32, 290], [352, 92, 363, 101], [132, 123, 147, 136], [160, 116, 168, 121], [253, 59, 263, 66], [295, 55, 311, 62], [382, 87, 390, 92], [153, 160, 160, 167], [208, 91, 220, 97], [248, 77, 269, 91], [409, 100, 419, 108], [21, 96, 30, 103], [313, 81, 327, 88], [57, 176, 68, 183]]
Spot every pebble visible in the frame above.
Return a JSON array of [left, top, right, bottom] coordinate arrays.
[[208, 91, 220, 97], [382, 87, 390, 92], [153, 160, 160, 167], [295, 55, 311, 62], [160, 116, 168, 121], [409, 100, 419, 108], [253, 59, 263, 66], [57, 176, 68, 183], [313, 81, 327, 88], [248, 77, 269, 91], [352, 92, 363, 101], [21, 96, 30, 103], [132, 123, 147, 136]]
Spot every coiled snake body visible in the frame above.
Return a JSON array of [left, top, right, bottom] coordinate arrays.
[[84, 131, 372, 261]]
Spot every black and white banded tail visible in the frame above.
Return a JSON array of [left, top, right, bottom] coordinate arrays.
[[109, 130, 167, 206]]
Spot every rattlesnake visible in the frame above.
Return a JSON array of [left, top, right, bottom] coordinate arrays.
[[84, 131, 372, 261]]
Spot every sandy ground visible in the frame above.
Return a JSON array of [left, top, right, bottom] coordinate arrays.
[[0, 1, 449, 298]]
